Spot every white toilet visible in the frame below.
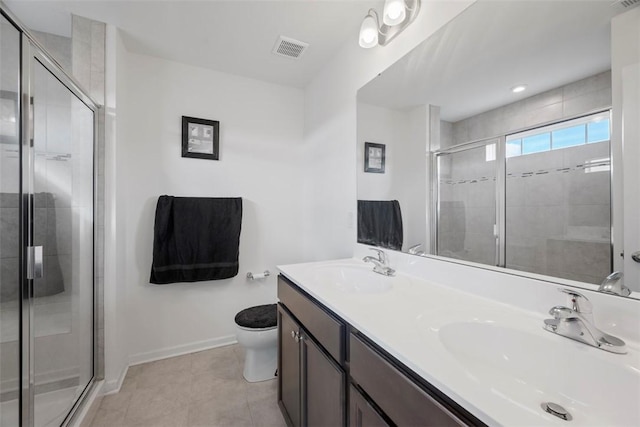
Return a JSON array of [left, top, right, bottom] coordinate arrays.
[[234, 304, 278, 382]]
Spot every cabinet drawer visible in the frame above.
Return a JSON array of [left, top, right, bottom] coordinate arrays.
[[278, 275, 345, 363], [350, 333, 466, 427]]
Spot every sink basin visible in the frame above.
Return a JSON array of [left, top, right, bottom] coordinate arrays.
[[439, 322, 640, 426], [313, 264, 394, 294]]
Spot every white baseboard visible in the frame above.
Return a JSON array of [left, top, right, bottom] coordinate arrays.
[[128, 335, 238, 366], [101, 365, 128, 395]]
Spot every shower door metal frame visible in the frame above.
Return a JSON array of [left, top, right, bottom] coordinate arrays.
[[431, 137, 504, 267], [0, 4, 101, 426]]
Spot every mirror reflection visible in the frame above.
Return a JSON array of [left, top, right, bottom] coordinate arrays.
[[357, 0, 637, 295]]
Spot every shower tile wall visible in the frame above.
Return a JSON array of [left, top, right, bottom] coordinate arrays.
[[71, 14, 106, 380], [506, 142, 611, 284], [442, 71, 612, 148]]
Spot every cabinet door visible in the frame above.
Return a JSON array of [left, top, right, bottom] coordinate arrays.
[[303, 333, 346, 426], [349, 385, 389, 427], [278, 306, 301, 427]]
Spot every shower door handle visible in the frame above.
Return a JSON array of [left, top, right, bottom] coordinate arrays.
[[27, 246, 43, 279], [632, 251, 640, 263]]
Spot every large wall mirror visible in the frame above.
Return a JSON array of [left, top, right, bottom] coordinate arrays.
[[357, 0, 640, 298]]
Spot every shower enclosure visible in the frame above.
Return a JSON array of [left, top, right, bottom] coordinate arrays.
[[434, 111, 612, 284], [1, 9, 97, 427]]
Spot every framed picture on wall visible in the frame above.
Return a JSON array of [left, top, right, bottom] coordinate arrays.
[[182, 116, 220, 160], [364, 142, 385, 173]]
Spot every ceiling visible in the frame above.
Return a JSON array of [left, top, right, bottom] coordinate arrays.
[[358, 0, 619, 122], [5, 0, 383, 88]]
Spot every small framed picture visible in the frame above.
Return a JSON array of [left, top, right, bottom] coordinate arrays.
[[364, 142, 385, 173], [182, 116, 219, 160]]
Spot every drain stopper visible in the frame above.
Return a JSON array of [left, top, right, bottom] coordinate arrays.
[[541, 402, 572, 421]]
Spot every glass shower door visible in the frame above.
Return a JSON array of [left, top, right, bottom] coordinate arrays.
[[1, 11, 96, 426], [27, 51, 94, 427], [0, 13, 22, 427], [436, 139, 499, 265]]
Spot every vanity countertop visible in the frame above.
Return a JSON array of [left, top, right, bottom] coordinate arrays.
[[278, 257, 640, 427]]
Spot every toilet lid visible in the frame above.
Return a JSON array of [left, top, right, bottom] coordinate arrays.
[[234, 303, 277, 329]]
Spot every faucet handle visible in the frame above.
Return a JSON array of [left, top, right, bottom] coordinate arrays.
[[549, 305, 574, 319], [369, 248, 387, 264], [559, 288, 592, 314]]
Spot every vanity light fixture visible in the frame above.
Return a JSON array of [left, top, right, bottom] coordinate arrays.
[[359, 11, 380, 48], [511, 84, 527, 93], [383, 0, 407, 26], [359, 0, 421, 48]]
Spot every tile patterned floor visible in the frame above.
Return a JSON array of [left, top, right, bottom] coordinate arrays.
[[88, 344, 285, 427]]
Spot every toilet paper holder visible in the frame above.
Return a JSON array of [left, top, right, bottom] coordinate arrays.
[[247, 270, 271, 280]]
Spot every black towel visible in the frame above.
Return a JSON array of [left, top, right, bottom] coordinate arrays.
[[150, 196, 242, 284], [357, 200, 403, 251]]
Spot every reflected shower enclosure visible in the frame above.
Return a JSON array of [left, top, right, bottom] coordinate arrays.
[[435, 112, 612, 284]]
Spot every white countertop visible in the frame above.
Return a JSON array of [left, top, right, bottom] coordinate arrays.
[[278, 257, 640, 427]]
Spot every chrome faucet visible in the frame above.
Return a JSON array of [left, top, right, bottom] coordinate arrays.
[[363, 248, 395, 276], [408, 244, 426, 256], [598, 271, 631, 297], [543, 289, 626, 354]]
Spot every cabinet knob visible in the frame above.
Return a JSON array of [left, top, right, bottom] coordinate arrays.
[[290, 330, 304, 343]]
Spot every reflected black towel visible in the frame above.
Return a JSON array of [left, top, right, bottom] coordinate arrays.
[[357, 200, 403, 251], [150, 196, 242, 284]]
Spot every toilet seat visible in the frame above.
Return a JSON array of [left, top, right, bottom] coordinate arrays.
[[234, 303, 277, 329], [236, 324, 276, 332]]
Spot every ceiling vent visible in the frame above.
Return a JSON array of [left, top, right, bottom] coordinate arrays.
[[272, 36, 309, 59], [612, 0, 640, 12]]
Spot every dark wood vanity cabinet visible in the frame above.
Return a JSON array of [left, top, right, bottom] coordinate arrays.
[[349, 385, 389, 427], [277, 274, 483, 427], [277, 277, 346, 427]]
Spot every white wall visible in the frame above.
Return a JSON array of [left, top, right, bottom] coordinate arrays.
[[612, 7, 640, 291], [357, 103, 408, 200], [357, 102, 428, 251], [302, 1, 475, 260], [114, 44, 306, 369]]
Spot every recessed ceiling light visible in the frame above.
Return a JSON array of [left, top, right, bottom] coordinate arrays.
[[511, 85, 527, 93]]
